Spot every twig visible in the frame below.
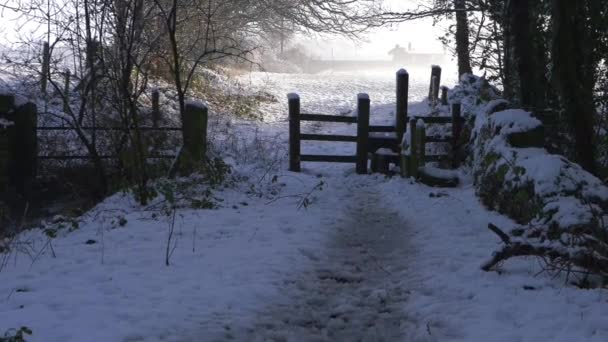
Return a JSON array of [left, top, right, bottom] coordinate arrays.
[[165, 207, 177, 266]]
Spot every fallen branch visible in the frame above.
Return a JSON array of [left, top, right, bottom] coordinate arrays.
[[488, 223, 510, 244]]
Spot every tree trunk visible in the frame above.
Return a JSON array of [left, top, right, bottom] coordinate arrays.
[[552, 0, 597, 174], [503, 0, 546, 111], [454, 0, 472, 77]]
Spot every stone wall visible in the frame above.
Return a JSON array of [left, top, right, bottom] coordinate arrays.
[[450, 75, 608, 260]]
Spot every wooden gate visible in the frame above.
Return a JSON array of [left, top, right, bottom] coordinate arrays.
[[288, 69, 410, 174]]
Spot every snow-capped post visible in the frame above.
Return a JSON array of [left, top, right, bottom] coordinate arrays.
[[356, 93, 370, 174], [451, 102, 462, 167], [11, 102, 38, 197], [152, 89, 160, 128], [180, 100, 208, 173], [288, 93, 301, 172], [396, 69, 409, 142], [428, 65, 441, 101], [63, 69, 71, 113], [408, 119, 418, 177], [440, 86, 448, 106], [41, 42, 50, 95]]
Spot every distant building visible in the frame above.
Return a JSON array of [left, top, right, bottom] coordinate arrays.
[[388, 44, 408, 62]]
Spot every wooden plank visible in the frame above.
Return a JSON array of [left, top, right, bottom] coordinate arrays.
[[301, 154, 357, 163], [300, 114, 357, 123], [300, 134, 357, 142], [369, 125, 396, 133]]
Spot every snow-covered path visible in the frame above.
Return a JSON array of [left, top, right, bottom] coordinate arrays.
[[237, 185, 412, 341]]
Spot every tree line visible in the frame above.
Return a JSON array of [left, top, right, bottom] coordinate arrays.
[[0, 0, 606, 202], [383, 0, 608, 177]]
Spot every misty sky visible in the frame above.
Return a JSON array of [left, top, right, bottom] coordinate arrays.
[[0, 0, 447, 60], [299, 0, 447, 60]]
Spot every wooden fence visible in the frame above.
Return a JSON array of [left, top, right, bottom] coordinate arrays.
[[0, 92, 208, 198], [288, 66, 464, 176], [289, 69, 410, 175], [404, 103, 463, 177], [288, 93, 369, 174]]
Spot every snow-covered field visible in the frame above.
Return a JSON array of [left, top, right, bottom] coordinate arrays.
[[1, 66, 607, 342]]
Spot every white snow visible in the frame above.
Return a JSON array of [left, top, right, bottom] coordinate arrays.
[[375, 148, 397, 156], [418, 165, 458, 179], [184, 99, 207, 110], [1, 67, 607, 342], [0, 118, 13, 128], [489, 109, 542, 135]]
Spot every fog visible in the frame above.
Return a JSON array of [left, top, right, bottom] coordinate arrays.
[[297, 20, 447, 61]]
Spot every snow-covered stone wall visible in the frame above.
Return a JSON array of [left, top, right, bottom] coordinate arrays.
[[451, 75, 608, 273]]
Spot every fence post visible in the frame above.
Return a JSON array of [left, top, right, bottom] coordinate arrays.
[[41, 42, 50, 95], [179, 100, 208, 174], [396, 69, 409, 142], [356, 93, 370, 175], [428, 65, 442, 101], [451, 102, 462, 168], [440, 86, 448, 106], [416, 121, 426, 170], [63, 69, 71, 113], [288, 93, 301, 172], [0, 125, 9, 196], [0, 94, 14, 198], [431, 76, 439, 106], [408, 119, 418, 178], [10, 102, 38, 198], [0, 94, 14, 114], [152, 89, 160, 128]]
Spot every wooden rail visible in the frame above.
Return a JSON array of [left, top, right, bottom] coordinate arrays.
[[300, 113, 357, 123], [301, 155, 357, 163], [369, 125, 396, 133]]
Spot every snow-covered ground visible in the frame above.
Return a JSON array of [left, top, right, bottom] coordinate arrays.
[[1, 66, 608, 342]]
